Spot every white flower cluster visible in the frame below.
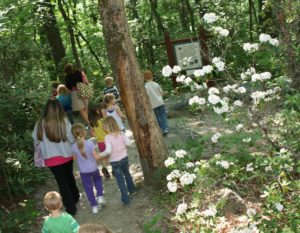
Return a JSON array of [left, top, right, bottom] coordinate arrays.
[[246, 208, 256, 216], [216, 160, 233, 169], [211, 132, 222, 143], [203, 13, 218, 24], [189, 96, 206, 105], [223, 84, 238, 93], [235, 123, 243, 132], [240, 67, 256, 80], [164, 157, 175, 167], [208, 87, 219, 95], [175, 149, 187, 158], [180, 172, 197, 186], [176, 202, 188, 215], [275, 202, 283, 212], [213, 27, 229, 37], [162, 65, 182, 77], [166, 169, 181, 181], [167, 181, 178, 192], [259, 33, 279, 46], [212, 57, 225, 71], [193, 65, 214, 78], [251, 87, 280, 104], [202, 205, 217, 217], [246, 163, 254, 172], [213, 99, 229, 114], [251, 72, 272, 82], [243, 43, 259, 53], [242, 137, 252, 143], [233, 100, 243, 107]]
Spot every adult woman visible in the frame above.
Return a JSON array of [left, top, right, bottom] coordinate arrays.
[[64, 63, 89, 124], [32, 99, 80, 215]]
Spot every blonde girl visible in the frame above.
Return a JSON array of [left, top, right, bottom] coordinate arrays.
[[89, 104, 111, 178], [57, 84, 74, 124], [102, 93, 125, 131], [32, 99, 79, 215], [42, 191, 79, 233], [71, 123, 105, 214], [100, 116, 136, 205]]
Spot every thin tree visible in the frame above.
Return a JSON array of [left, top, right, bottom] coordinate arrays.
[[98, 0, 169, 186]]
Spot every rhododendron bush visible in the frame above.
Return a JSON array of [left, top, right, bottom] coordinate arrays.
[[160, 11, 300, 232]]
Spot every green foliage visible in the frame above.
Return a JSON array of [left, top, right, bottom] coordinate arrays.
[[0, 200, 40, 233]]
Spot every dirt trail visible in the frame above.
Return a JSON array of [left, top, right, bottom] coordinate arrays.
[[33, 113, 222, 232]]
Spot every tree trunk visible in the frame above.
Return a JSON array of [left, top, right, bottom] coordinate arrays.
[[273, 0, 300, 89], [58, 0, 81, 68], [98, 0, 169, 186], [249, 0, 254, 41], [40, 0, 66, 69]]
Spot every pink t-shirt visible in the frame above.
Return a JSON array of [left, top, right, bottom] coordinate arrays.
[[103, 133, 131, 162]]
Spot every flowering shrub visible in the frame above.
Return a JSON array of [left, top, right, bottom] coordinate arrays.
[[160, 11, 300, 232]]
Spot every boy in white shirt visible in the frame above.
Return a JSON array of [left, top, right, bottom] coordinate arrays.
[[144, 70, 168, 135]]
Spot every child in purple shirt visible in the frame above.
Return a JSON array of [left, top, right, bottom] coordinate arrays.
[[71, 123, 105, 214]]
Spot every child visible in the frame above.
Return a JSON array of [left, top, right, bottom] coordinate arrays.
[[89, 104, 111, 178], [71, 123, 105, 213], [103, 76, 120, 101], [102, 93, 125, 132], [57, 84, 74, 125], [79, 223, 113, 233], [100, 116, 136, 205], [144, 70, 168, 135], [50, 81, 59, 99], [42, 191, 79, 233]]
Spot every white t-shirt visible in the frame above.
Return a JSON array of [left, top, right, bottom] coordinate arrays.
[[145, 81, 164, 109]]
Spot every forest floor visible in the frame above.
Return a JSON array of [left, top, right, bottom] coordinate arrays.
[[32, 107, 223, 233]]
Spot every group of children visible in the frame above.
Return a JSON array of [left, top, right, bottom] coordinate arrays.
[[42, 70, 168, 232]]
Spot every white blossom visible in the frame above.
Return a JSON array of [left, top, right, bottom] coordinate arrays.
[[235, 124, 244, 132], [183, 77, 193, 85], [203, 205, 217, 217], [167, 170, 181, 181], [251, 91, 266, 101], [251, 73, 261, 82], [259, 33, 272, 43], [265, 166, 272, 172], [216, 160, 231, 169], [176, 75, 186, 83], [189, 96, 206, 105], [243, 43, 259, 53], [176, 203, 188, 215], [211, 132, 222, 143], [233, 100, 243, 107], [215, 61, 225, 71], [180, 172, 196, 186], [214, 153, 222, 159], [208, 87, 220, 95], [270, 38, 279, 46], [246, 163, 254, 172], [194, 69, 206, 77], [243, 137, 252, 143], [164, 157, 175, 167], [203, 13, 218, 23], [208, 94, 221, 105], [175, 149, 187, 158], [236, 87, 247, 94], [162, 65, 172, 77], [186, 162, 195, 168], [167, 181, 178, 192], [213, 100, 229, 114], [260, 72, 272, 80], [172, 65, 181, 74], [203, 65, 213, 74], [275, 202, 283, 212]]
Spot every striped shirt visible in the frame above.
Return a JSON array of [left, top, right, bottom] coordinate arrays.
[[42, 212, 79, 233], [103, 85, 120, 100]]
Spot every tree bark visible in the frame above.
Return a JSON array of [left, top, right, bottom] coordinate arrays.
[[58, 0, 81, 68], [98, 0, 169, 186], [249, 0, 254, 42], [40, 0, 66, 69], [273, 0, 300, 89]]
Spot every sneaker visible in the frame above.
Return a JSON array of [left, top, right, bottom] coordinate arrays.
[[98, 196, 106, 205], [162, 130, 168, 136], [102, 167, 111, 178], [92, 206, 98, 214]]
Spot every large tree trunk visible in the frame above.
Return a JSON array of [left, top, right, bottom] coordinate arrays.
[[40, 0, 66, 69], [98, 0, 169, 186]]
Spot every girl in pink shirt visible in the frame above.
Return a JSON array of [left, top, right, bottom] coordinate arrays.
[[101, 116, 136, 205]]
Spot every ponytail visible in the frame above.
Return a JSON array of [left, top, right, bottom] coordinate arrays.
[[71, 123, 87, 159], [77, 137, 87, 159]]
